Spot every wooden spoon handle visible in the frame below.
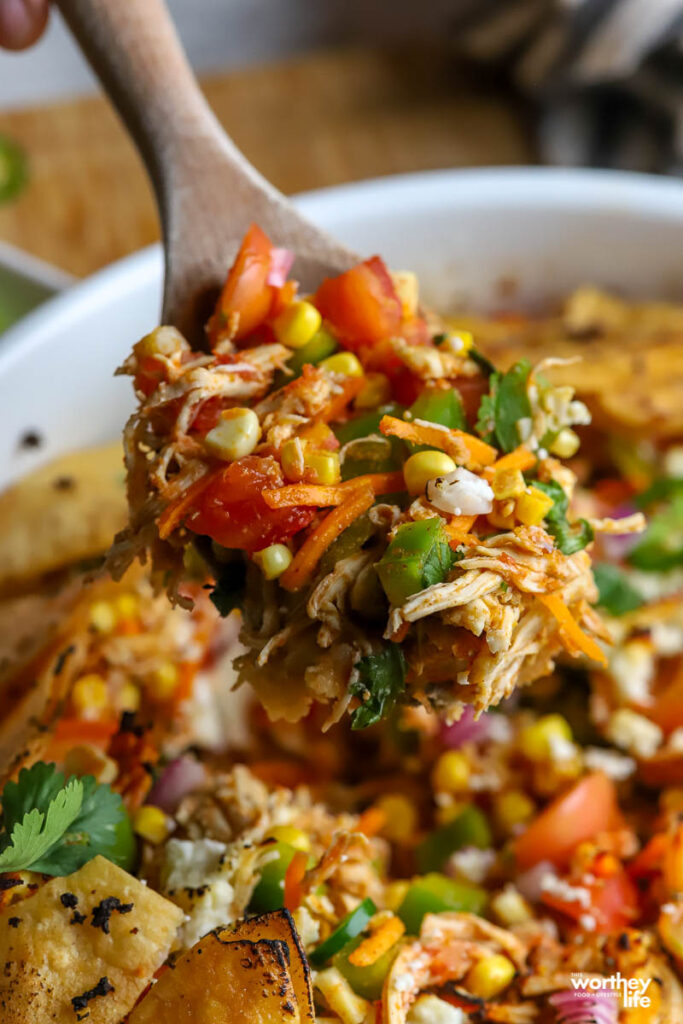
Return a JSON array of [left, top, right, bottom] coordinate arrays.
[[56, 0, 227, 196], [55, 0, 356, 339]]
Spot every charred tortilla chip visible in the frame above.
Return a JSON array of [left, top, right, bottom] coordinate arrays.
[[0, 855, 182, 1023]]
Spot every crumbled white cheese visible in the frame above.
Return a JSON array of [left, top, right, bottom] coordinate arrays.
[[407, 995, 465, 1024], [605, 708, 663, 759], [608, 640, 654, 704], [426, 467, 494, 516], [447, 846, 496, 884], [579, 913, 597, 931], [664, 446, 683, 477], [164, 837, 227, 890], [651, 621, 683, 657], [540, 873, 591, 908], [180, 877, 237, 947], [547, 733, 579, 763], [584, 746, 636, 780]]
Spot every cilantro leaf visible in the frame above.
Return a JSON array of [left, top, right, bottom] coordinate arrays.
[[592, 563, 644, 616], [350, 645, 407, 730], [628, 493, 683, 572], [532, 479, 594, 555], [0, 762, 130, 877], [0, 775, 83, 873], [475, 360, 532, 452]]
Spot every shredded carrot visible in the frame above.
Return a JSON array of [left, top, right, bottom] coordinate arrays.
[[357, 806, 387, 838], [316, 376, 365, 423], [487, 445, 536, 476], [279, 485, 375, 591], [263, 484, 346, 509], [263, 471, 405, 510], [347, 915, 405, 967], [538, 592, 607, 667], [158, 470, 217, 539], [379, 415, 496, 468], [284, 850, 309, 911]]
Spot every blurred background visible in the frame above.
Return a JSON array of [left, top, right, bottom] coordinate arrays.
[[0, 0, 677, 315]]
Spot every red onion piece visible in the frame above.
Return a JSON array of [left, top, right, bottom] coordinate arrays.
[[147, 756, 207, 812], [516, 860, 555, 903], [550, 989, 618, 1023], [440, 707, 490, 748], [267, 248, 295, 288]]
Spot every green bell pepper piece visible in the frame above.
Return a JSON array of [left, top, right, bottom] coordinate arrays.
[[248, 841, 298, 914], [319, 514, 376, 576], [333, 933, 402, 1000], [416, 804, 492, 873], [397, 873, 487, 935], [409, 388, 466, 431], [376, 518, 455, 607], [334, 403, 403, 446], [309, 898, 377, 967], [282, 328, 338, 382]]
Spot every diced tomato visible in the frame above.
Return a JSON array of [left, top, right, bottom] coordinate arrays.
[[271, 279, 298, 317], [515, 773, 621, 870], [209, 224, 277, 344], [542, 867, 639, 933], [629, 833, 667, 880], [190, 396, 226, 435], [185, 455, 316, 552], [314, 256, 402, 349], [454, 374, 490, 425], [391, 366, 422, 406]]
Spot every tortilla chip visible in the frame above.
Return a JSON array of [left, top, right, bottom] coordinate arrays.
[[129, 933, 301, 1023], [0, 855, 182, 1023], [0, 442, 126, 596], [221, 910, 314, 1021]]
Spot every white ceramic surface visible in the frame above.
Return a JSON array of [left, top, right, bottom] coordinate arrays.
[[2, 167, 683, 489]]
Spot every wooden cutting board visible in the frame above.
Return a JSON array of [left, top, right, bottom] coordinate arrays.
[[0, 47, 531, 278]]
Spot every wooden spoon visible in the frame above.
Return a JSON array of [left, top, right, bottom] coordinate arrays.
[[55, 0, 357, 343]]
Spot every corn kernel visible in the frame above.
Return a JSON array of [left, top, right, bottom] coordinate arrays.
[[376, 794, 418, 843], [304, 449, 341, 486], [281, 437, 305, 481], [273, 301, 322, 349], [465, 954, 515, 1000], [487, 503, 517, 530], [72, 674, 109, 715], [133, 805, 169, 845], [440, 330, 474, 356], [319, 352, 364, 378], [391, 270, 419, 319], [550, 427, 581, 459], [64, 744, 118, 784], [134, 325, 187, 359], [265, 825, 311, 852], [149, 662, 179, 701], [114, 593, 139, 620], [355, 372, 391, 410], [253, 544, 293, 580], [204, 407, 261, 462], [519, 714, 573, 761], [117, 682, 141, 713], [384, 880, 410, 911], [492, 469, 525, 501], [432, 751, 471, 793], [494, 790, 536, 833], [515, 486, 555, 526], [89, 601, 117, 634], [298, 421, 337, 448], [490, 886, 533, 927], [435, 800, 468, 827], [659, 903, 683, 960], [403, 450, 457, 496]]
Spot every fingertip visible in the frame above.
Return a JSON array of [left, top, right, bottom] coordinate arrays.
[[0, 0, 49, 51]]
